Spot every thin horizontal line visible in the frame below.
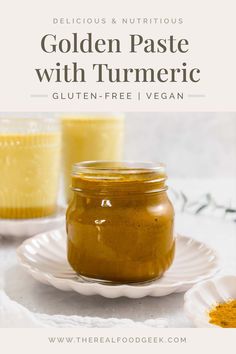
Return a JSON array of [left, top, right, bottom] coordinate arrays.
[[188, 94, 206, 98], [30, 94, 48, 98]]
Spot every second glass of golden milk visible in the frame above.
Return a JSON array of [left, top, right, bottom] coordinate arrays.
[[61, 114, 124, 202]]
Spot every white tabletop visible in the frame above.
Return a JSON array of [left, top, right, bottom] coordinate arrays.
[[1, 210, 235, 328]]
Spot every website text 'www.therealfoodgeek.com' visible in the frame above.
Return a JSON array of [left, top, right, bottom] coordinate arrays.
[[48, 336, 187, 345]]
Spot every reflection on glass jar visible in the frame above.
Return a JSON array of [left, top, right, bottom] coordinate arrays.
[[61, 114, 124, 202], [0, 117, 61, 219], [66, 161, 175, 283]]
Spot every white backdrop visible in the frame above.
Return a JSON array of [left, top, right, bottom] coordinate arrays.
[[0, 112, 235, 179], [124, 112, 236, 178]]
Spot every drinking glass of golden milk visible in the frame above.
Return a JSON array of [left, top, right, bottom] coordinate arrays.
[[61, 114, 124, 202], [0, 117, 61, 219]]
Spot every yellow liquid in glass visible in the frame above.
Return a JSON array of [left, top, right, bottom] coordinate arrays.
[[0, 132, 61, 219], [61, 115, 124, 202]]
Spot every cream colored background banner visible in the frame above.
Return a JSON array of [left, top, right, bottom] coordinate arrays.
[[0, 0, 235, 111], [0, 328, 236, 354]]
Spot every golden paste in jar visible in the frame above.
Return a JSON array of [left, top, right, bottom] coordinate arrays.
[[66, 161, 175, 283]]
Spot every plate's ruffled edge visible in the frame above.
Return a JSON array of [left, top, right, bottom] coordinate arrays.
[[17, 231, 220, 298], [184, 274, 236, 328]]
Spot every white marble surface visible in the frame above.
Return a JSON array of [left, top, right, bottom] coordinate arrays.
[[0, 211, 235, 328]]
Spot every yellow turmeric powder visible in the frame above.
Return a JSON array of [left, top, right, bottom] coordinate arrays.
[[209, 299, 236, 328]]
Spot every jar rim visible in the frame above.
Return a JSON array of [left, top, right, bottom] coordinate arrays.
[[0, 117, 59, 134], [72, 160, 166, 180], [61, 113, 124, 122]]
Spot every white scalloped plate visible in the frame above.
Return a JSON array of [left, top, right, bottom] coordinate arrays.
[[17, 229, 219, 298], [0, 206, 66, 238], [184, 275, 236, 327]]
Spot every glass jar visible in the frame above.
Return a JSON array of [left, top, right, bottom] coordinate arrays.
[[66, 161, 175, 283], [61, 113, 124, 202], [0, 117, 61, 219]]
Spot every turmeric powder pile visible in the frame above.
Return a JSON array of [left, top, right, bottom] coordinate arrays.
[[209, 299, 236, 328]]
